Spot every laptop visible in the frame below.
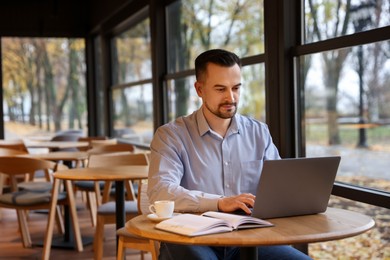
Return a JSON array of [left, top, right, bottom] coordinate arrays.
[[251, 156, 341, 219]]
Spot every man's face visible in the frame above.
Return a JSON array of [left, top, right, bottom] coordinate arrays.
[[195, 63, 241, 119]]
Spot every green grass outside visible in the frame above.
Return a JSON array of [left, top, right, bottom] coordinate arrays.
[[306, 124, 390, 149]]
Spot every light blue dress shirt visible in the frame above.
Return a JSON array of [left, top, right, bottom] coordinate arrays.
[[148, 108, 280, 213]]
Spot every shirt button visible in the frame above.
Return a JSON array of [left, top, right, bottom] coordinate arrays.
[[224, 161, 229, 166], [226, 184, 230, 188]]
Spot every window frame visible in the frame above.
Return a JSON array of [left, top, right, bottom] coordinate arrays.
[[107, 7, 154, 141], [291, 1, 390, 209]]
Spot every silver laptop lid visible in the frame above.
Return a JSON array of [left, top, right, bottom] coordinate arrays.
[[252, 156, 341, 219]]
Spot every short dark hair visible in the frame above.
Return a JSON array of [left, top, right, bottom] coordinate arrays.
[[195, 49, 241, 81]]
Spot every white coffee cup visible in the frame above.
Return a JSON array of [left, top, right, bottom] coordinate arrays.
[[149, 200, 174, 218]]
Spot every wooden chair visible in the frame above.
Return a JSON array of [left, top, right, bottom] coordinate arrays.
[[87, 143, 134, 155], [93, 153, 149, 260], [0, 139, 29, 152], [73, 152, 144, 226], [0, 147, 28, 156], [0, 157, 67, 247], [90, 138, 118, 149], [0, 148, 30, 220], [0, 147, 49, 195], [77, 136, 108, 151], [73, 143, 135, 226], [50, 134, 81, 152], [117, 180, 159, 260]]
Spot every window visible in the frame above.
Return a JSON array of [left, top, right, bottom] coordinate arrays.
[[2, 37, 87, 139], [240, 64, 266, 121], [111, 20, 152, 85], [303, 41, 390, 191], [305, 0, 390, 43], [167, 76, 199, 121], [302, 0, 390, 196], [165, 0, 266, 121], [300, 0, 390, 257], [110, 16, 153, 145]]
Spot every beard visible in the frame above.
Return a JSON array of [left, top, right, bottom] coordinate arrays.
[[204, 102, 237, 119]]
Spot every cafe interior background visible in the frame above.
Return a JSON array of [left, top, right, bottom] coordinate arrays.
[[0, 0, 389, 258]]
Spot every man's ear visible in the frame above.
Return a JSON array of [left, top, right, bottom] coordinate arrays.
[[194, 81, 203, 97]]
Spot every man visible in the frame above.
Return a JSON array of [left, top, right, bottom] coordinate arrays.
[[148, 49, 311, 260]]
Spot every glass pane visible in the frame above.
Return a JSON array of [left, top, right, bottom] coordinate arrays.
[[111, 18, 151, 85], [239, 63, 266, 122], [112, 84, 154, 145], [167, 64, 266, 122], [167, 76, 200, 121], [304, 0, 390, 43], [2, 37, 87, 140], [302, 41, 390, 193], [309, 196, 390, 258], [166, 0, 264, 73]]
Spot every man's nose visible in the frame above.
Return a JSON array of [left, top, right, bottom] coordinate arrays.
[[225, 90, 235, 103]]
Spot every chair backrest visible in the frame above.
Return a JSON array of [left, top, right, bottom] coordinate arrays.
[[137, 180, 150, 215], [77, 136, 108, 151], [0, 157, 60, 191], [51, 134, 81, 152], [0, 139, 29, 152], [0, 150, 32, 194], [88, 152, 148, 202], [90, 138, 118, 148], [144, 152, 151, 165], [87, 152, 148, 168], [87, 143, 134, 155], [0, 147, 28, 156]]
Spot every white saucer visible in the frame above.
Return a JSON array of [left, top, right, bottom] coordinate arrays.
[[147, 213, 180, 223]]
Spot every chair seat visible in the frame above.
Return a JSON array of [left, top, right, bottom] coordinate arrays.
[[18, 182, 53, 192], [0, 191, 67, 206], [97, 201, 138, 215], [75, 181, 138, 197], [74, 180, 105, 190]]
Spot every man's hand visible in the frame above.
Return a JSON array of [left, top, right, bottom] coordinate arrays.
[[217, 193, 255, 214]]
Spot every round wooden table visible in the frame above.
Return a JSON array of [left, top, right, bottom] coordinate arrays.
[[42, 165, 149, 260], [126, 207, 375, 260]]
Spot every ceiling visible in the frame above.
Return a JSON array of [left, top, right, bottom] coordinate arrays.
[[0, 0, 136, 37]]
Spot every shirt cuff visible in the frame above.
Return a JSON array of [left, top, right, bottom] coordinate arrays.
[[198, 196, 221, 212]]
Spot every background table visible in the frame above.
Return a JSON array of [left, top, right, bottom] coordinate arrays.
[[126, 207, 375, 260], [42, 165, 149, 260], [62, 165, 149, 225], [20, 151, 89, 167], [25, 141, 89, 151]]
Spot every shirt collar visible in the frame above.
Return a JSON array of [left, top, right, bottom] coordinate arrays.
[[196, 108, 240, 137]]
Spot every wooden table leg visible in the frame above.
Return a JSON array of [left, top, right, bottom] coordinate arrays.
[[65, 179, 83, 251], [42, 178, 84, 260], [115, 180, 126, 230], [42, 178, 60, 260], [115, 180, 125, 251]]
